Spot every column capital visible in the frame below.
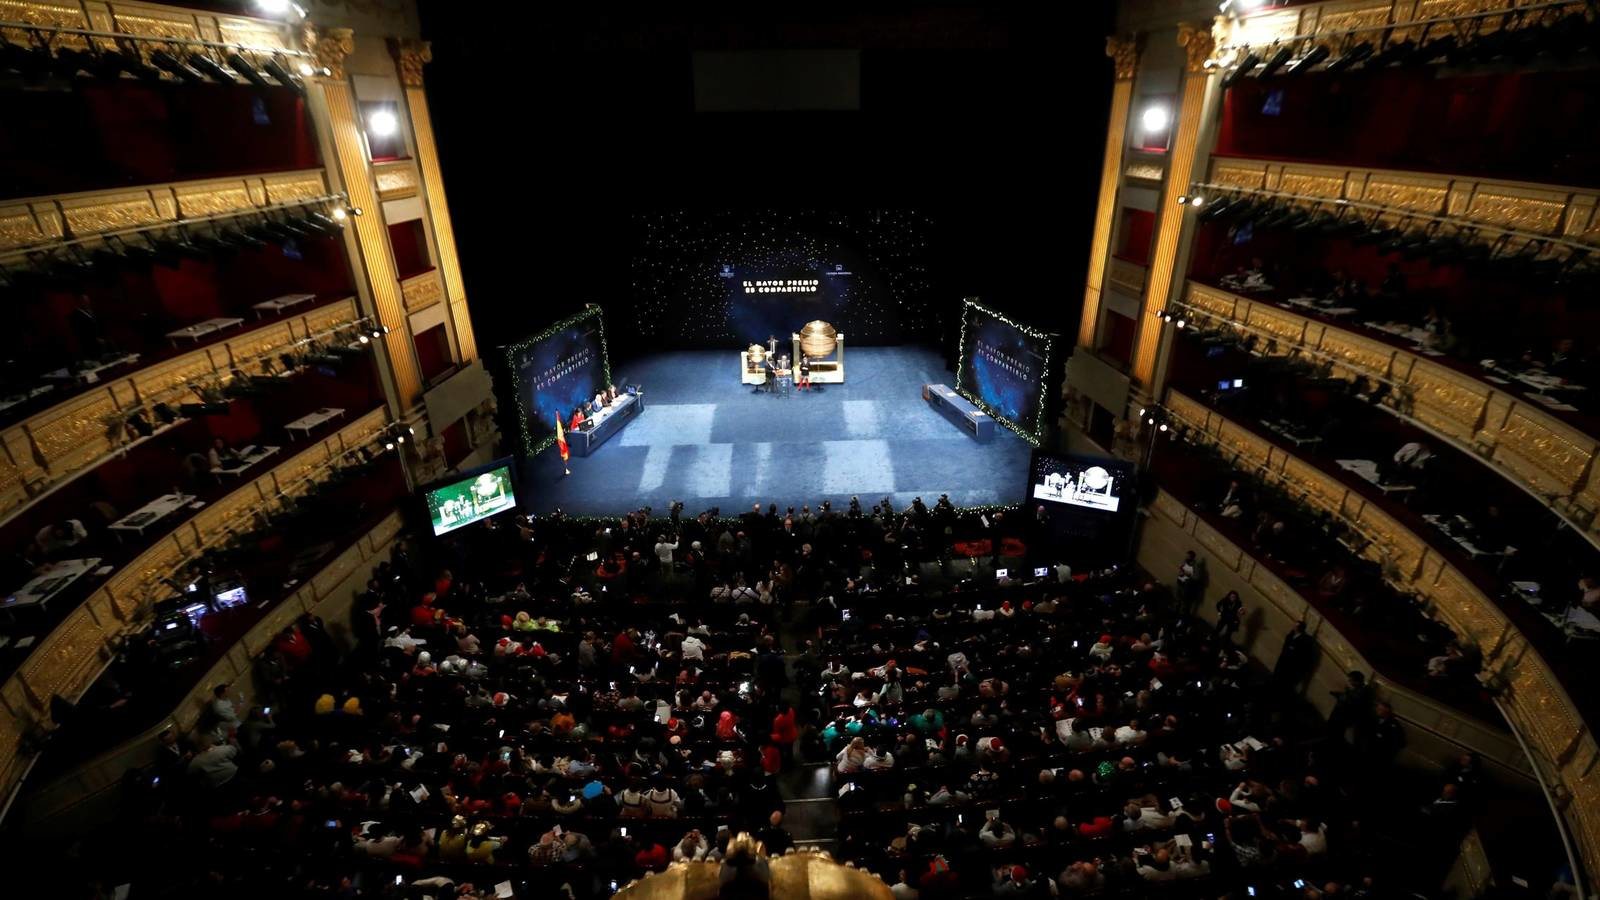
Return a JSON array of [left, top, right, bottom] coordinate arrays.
[[1177, 20, 1219, 74], [1105, 35, 1141, 82], [303, 24, 355, 81], [390, 38, 433, 88]]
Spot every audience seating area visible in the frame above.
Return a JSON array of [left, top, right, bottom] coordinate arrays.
[[37, 499, 1491, 899]]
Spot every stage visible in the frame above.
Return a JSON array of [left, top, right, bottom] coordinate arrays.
[[519, 346, 1033, 516]]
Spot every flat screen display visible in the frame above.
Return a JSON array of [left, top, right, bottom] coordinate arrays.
[[956, 299, 1055, 445], [1027, 450, 1137, 562], [500, 305, 610, 455], [424, 462, 518, 537]]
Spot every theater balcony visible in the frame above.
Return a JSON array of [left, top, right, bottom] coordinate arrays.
[[1170, 157, 1600, 549]]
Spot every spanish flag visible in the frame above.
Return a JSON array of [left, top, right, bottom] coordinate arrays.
[[555, 414, 570, 474]]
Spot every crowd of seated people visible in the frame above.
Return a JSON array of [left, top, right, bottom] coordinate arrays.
[[816, 565, 1473, 900], [1175, 327, 1600, 664], [1148, 438, 1487, 712], [56, 490, 1495, 900]]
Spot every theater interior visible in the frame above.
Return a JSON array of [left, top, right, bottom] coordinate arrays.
[[2, 2, 1599, 899]]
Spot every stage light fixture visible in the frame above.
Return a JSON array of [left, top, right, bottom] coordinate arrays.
[[1159, 423, 1169, 432], [384, 441, 396, 451], [261, 56, 303, 90], [1190, 196, 1206, 207], [1409, 36, 1456, 64], [255, 0, 291, 14], [358, 333, 370, 344], [1284, 44, 1330, 75], [1222, 52, 1261, 88], [1176, 319, 1187, 329], [331, 208, 349, 221], [52, 47, 96, 80], [189, 53, 232, 83], [1177, 195, 1190, 206], [1256, 45, 1295, 78], [1325, 42, 1374, 72], [227, 51, 273, 89], [367, 107, 400, 137], [296, 60, 315, 77], [1140, 104, 1170, 133], [1370, 39, 1416, 67], [150, 49, 205, 84], [307, 212, 343, 234]]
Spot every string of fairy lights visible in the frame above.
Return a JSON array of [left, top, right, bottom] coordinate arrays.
[[627, 210, 937, 346], [501, 304, 612, 456], [953, 297, 1056, 448]]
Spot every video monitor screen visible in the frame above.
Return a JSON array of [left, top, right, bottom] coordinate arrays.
[[956, 299, 1056, 445], [500, 305, 610, 455], [424, 462, 518, 537], [1027, 450, 1137, 561]]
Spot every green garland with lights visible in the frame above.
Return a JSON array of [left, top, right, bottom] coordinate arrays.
[[501, 304, 613, 458], [953, 297, 1057, 448]]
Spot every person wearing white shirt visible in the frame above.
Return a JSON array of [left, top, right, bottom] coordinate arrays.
[[654, 536, 679, 566], [864, 747, 895, 770], [1114, 720, 1147, 745], [594, 391, 607, 410], [681, 634, 707, 661]]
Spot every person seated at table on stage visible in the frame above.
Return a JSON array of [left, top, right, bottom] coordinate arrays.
[[35, 518, 90, 560], [605, 383, 620, 404], [569, 404, 587, 432], [207, 437, 241, 473], [594, 388, 608, 410]]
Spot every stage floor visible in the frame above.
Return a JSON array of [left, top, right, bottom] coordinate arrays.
[[520, 346, 1032, 516]]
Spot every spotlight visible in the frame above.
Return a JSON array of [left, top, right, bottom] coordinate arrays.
[[1140, 104, 1170, 133], [1190, 196, 1206, 207], [358, 334, 370, 344], [1176, 319, 1187, 329], [1370, 40, 1416, 68], [1222, 52, 1261, 88], [1159, 423, 1169, 432], [1325, 42, 1373, 72], [255, 0, 291, 14], [227, 52, 273, 89], [307, 212, 343, 233], [296, 60, 315, 77], [52, 47, 97, 80], [367, 108, 399, 137], [219, 227, 266, 251], [397, 434, 407, 444], [1284, 44, 1330, 75], [1410, 35, 1457, 64], [261, 56, 303, 91], [331, 208, 349, 222], [189, 53, 233, 83], [150, 50, 205, 84], [384, 441, 395, 451], [1256, 45, 1295, 79], [1177, 195, 1190, 206]]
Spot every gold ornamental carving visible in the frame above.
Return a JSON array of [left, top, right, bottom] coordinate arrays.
[[401, 270, 444, 312], [1177, 21, 1217, 74], [391, 38, 432, 88], [1278, 172, 1346, 200], [1125, 162, 1163, 182], [304, 25, 355, 80], [374, 163, 420, 200], [1464, 192, 1566, 235], [1106, 35, 1139, 81]]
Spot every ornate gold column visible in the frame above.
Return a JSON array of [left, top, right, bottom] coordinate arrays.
[[1130, 23, 1216, 388], [1077, 36, 1141, 350], [304, 25, 425, 409], [392, 39, 479, 364]]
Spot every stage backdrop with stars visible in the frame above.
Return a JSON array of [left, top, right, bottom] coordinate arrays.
[[956, 299, 1056, 445], [628, 210, 937, 349]]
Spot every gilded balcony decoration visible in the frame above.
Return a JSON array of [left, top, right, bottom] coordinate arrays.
[[1178, 281, 1600, 545], [1176, 21, 1217, 74], [401, 269, 444, 312], [1107, 258, 1147, 297], [1152, 466, 1600, 873], [0, 298, 359, 527], [374, 163, 421, 201], [0, 172, 330, 256], [1206, 157, 1600, 241], [1125, 162, 1164, 183]]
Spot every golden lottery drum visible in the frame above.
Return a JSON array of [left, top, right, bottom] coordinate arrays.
[[798, 320, 838, 358], [747, 344, 767, 364]]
